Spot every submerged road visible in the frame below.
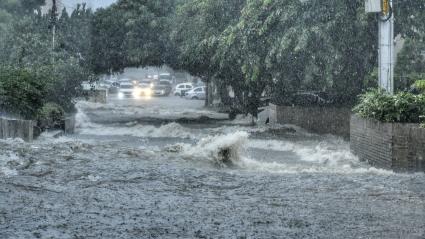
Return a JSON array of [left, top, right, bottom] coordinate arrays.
[[1, 96, 424, 238]]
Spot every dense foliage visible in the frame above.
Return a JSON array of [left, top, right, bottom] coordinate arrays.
[[36, 102, 65, 131], [90, 0, 176, 74], [1, 0, 425, 119], [353, 90, 425, 124], [0, 1, 94, 118], [415, 80, 425, 92], [90, 0, 424, 115], [394, 38, 425, 90], [0, 66, 47, 119]]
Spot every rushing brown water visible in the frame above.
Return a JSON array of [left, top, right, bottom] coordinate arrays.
[[1, 99, 424, 238]]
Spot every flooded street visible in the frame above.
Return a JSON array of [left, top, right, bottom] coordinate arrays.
[[1, 96, 424, 239]]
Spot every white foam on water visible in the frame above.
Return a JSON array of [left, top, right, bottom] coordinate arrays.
[[206, 125, 267, 135], [170, 131, 392, 175], [76, 100, 220, 119], [75, 102, 97, 129], [75, 101, 116, 111], [78, 122, 194, 139], [87, 175, 102, 182], [0, 138, 25, 144], [242, 138, 393, 175], [247, 139, 297, 152], [0, 151, 21, 177], [75, 101, 200, 139], [175, 131, 249, 165], [236, 156, 393, 175]]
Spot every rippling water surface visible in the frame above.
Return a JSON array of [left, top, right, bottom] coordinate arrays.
[[1, 99, 424, 238]]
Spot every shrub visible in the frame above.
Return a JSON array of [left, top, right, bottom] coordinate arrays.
[[415, 80, 425, 93], [36, 103, 65, 131], [353, 89, 425, 123], [0, 66, 47, 119]]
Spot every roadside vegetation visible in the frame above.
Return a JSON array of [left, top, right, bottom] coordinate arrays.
[[0, 0, 424, 122], [91, 0, 425, 117], [0, 0, 93, 122], [353, 90, 425, 124]]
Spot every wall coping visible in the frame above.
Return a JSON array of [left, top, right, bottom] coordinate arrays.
[[270, 103, 352, 110], [351, 114, 425, 130]]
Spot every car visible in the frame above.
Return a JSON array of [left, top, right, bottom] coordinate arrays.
[[152, 80, 172, 96], [98, 80, 121, 94], [185, 86, 206, 100], [140, 79, 153, 88], [137, 81, 153, 97], [118, 82, 138, 99], [159, 73, 172, 82], [81, 81, 107, 91], [173, 83, 193, 96]]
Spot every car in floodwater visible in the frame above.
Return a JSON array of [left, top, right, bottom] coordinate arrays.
[[185, 86, 206, 100], [137, 80, 153, 97], [159, 73, 172, 82], [173, 83, 193, 96], [152, 80, 172, 96], [118, 82, 138, 99]]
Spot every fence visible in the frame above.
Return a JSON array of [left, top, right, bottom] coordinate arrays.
[[0, 117, 34, 142]]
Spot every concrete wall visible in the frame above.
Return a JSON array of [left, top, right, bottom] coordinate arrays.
[[0, 117, 34, 142], [269, 104, 351, 138], [64, 115, 76, 134], [350, 115, 425, 172]]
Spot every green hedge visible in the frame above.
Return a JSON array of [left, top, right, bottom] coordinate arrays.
[[36, 102, 65, 131], [0, 66, 47, 119], [415, 80, 425, 93], [353, 89, 425, 124]]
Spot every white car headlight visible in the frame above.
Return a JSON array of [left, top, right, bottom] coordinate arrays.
[[118, 92, 124, 99], [145, 88, 152, 96]]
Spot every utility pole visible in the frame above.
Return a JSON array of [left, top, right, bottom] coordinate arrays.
[[51, 0, 58, 51], [366, 0, 395, 94], [378, 0, 395, 94]]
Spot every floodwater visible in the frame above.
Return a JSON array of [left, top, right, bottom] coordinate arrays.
[[1, 97, 424, 238]]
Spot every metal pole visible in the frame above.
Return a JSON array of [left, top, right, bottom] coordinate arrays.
[[52, 25, 56, 50], [51, 0, 57, 50], [378, 0, 394, 94]]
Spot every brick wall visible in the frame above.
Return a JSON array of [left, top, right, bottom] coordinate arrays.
[[269, 104, 351, 138], [350, 115, 425, 172]]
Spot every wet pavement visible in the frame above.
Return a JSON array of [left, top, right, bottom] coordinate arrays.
[[1, 96, 424, 238]]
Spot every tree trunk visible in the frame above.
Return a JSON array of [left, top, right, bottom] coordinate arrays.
[[218, 83, 231, 106], [204, 78, 209, 107]]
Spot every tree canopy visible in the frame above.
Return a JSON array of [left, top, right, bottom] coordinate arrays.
[[1, 0, 424, 118]]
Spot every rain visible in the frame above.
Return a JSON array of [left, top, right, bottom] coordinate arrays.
[[0, 0, 424, 238]]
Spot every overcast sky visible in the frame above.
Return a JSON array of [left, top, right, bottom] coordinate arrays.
[[60, 0, 116, 10]]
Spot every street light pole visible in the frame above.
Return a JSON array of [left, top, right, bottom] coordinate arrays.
[[378, 0, 395, 94], [365, 0, 395, 94], [51, 0, 57, 51]]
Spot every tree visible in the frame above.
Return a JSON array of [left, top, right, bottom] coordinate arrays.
[[0, 66, 47, 119], [171, 0, 246, 106], [395, 38, 425, 90], [90, 0, 177, 74], [0, 2, 95, 115]]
